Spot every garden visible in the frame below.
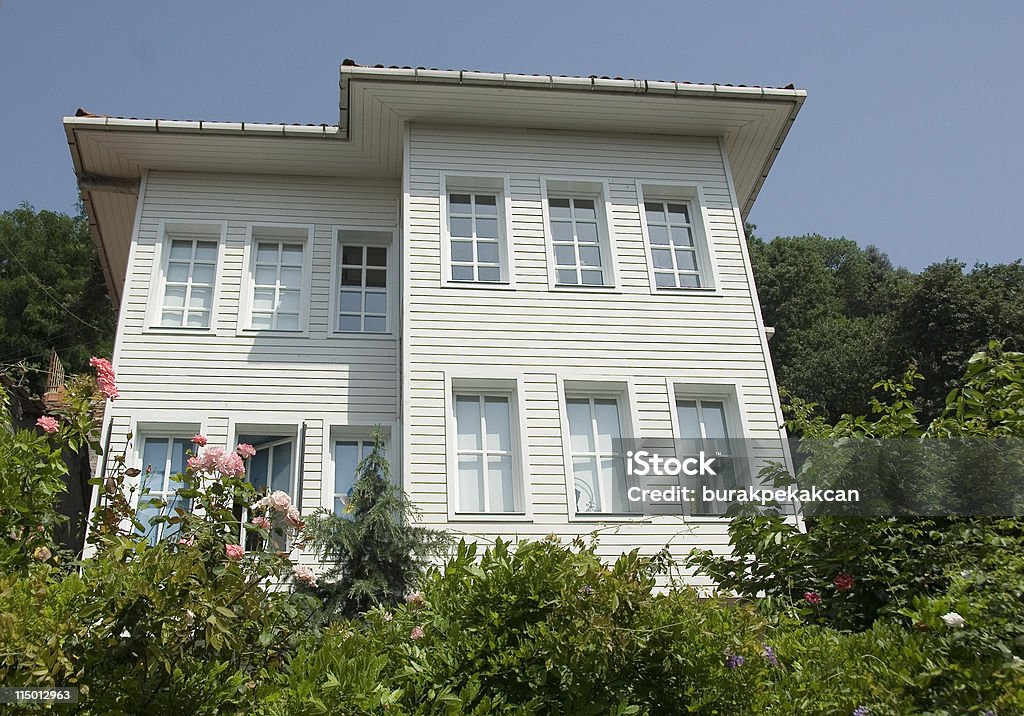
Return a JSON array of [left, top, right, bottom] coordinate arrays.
[[1, 345, 1023, 714]]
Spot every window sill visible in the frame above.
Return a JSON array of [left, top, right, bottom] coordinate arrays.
[[569, 512, 649, 523], [549, 284, 620, 294], [144, 325, 216, 335], [442, 280, 517, 291], [329, 331, 397, 339], [448, 512, 533, 523], [236, 328, 310, 338]]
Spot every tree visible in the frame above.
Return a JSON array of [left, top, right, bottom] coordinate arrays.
[[0, 204, 116, 394], [302, 431, 449, 619]]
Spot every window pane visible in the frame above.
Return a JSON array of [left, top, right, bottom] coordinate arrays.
[[478, 266, 501, 282], [484, 396, 510, 451], [652, 249, 674, 269], [366, 247, 387, 267], [701, 402, 729, 441], [449, 193, 472, 211], [339, 289, 361, 313], [163, 286, 186, 309], [575, 222, 599, 244], [581, 270, 604, 286], [458, 455, 484, 512], [655, 272, 677, 288], [594, 399, 622, 451], [676, 249, 698, 272], [475, 217, 498, 239], [341, 267, 363, 286], [648, 225, 669, 245], [256, 243, 278, 264], [169, 240, 192, 260], [644, 202, 666, 224], [450, 217, 473, 238], [334, 441, 359, 513], [677, 401, 701, 439], [339, 314, 361, 331], [455, 395, 482, 450], [281, 244, 304, 266], [566, 399, 594, 453], [548, 197, 571, 218], [551, 221, 574, 242], [249, 450, 270, 490], [254, 266, 277, 286], [554, 245, 577, 267], [192, 263, 216, 285], [556, 269, 578, 285], [679, 274, 701, 288], [170, 438, 190, 484], [451, 240, 474, 263], [364, 316, 387, 333], [186, 311, 209, 328], [189, 287, 212, 310], [477, 241, 499, 264], [279, 267, 302, 288], [578, 245, 602, 268], [667, 203, 690, 223], [250, 313, 273, 329], [271, 442, 293, 495], [141, 439, 169, 492], [573, 458, 600, 512], [573, 199, 596, 220], [278, 289, 300, 314], [342, 245, 364, 265], [487, 455, 515, 512], [166, 262, 190, 283], [161, 310, 183, 325], [364, 291, 386, 314], [603, 457, 630, 512], [276, 313, 300, 331], [452, 265, 474, 281], [670, 226, 693, 247], [474, 194, 497, 214], [195, 241, 218, 262], [366, 270, 387, 288]]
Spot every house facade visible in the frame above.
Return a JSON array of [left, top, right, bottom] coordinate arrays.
[[65, 63, 805, 582]]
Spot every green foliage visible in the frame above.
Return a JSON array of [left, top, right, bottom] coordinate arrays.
[[302, 430, 449, 620], [0, 204, 115, 393]]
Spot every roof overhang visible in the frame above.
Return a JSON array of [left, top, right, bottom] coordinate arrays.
[[66, 65, 804, 304]]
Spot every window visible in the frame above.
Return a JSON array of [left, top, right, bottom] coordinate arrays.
[[565, 396, 631, 514], [245, 225, 311, 331], [336, 230, 391, 333], [333, 438, 372, 515], [453, 393, 521, 513], [638, 184, 715, 291], [549, 197, 608, 286], [160, 237, 217, 328], [676, 398, 739, 515], [448, 193, 502, 282], [239, 432, 297, 550], [136, 436, 192, 545]]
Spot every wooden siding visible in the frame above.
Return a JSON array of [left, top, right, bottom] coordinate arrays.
[[403, 125, 786, 582]]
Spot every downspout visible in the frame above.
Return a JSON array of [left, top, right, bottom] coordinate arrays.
[[297, 422, 307, 512]]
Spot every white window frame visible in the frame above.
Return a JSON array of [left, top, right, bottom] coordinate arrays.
[[330, 227, 397, 336], [666, 380, 752, 519], [440, 174, 516, 289], [556, 376, 641, 520], [542, 177, 619, 291], [444, 373, 530, 521], [636, 182, 718, 293], [238, 223, 314, 335], [131, 419, 203, 544], [323, 424, 395, 515], [145, 220, 226, 333]]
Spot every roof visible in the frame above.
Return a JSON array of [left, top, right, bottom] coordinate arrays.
[[65, 62, 805, 304]]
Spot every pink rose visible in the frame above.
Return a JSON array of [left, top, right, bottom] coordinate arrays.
[[36, 416, 59, 434], [292, 564, 318, 587], [803, 591, 822, 605], [410, 626, 425, 641], [236, 443, 256, 459], [89, 357, 119, 400], [225, 544, 245, 560], [285, 506, 303, 528], [178, 536, 194, 547], [252, 515, 271, 530], [218, 452, 246, 478], [191, 434, 208, 446], [405, 592, 426, 608], [268, 490, 291, 513], [833, 573, 854, 592]]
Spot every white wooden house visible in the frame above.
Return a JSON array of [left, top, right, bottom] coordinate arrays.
[[65, 62, 805, 581]]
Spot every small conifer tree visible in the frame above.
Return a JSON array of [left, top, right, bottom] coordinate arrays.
[[302, 429, 448, 619]]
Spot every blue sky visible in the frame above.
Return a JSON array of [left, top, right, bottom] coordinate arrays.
[[1, 1, 1020, 270]]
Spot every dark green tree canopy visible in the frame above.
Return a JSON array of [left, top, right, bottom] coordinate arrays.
[[0, 204, 116, 393]]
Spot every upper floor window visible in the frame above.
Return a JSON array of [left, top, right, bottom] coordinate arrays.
[[136, 435, 192, 545], [565, 394, 631, 514], [544, 179, 616, 288], [336, 230, 392, 333], [442, 175, 512, 286], [639, 185, 715, 291], [160, 238, 217, 328], [244, 225, 312, 332]]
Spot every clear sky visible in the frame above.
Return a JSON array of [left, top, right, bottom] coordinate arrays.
[[1, 1, 1020, 271]]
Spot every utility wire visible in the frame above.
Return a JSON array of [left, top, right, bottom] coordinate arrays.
[[0, 231, 107, 332]]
